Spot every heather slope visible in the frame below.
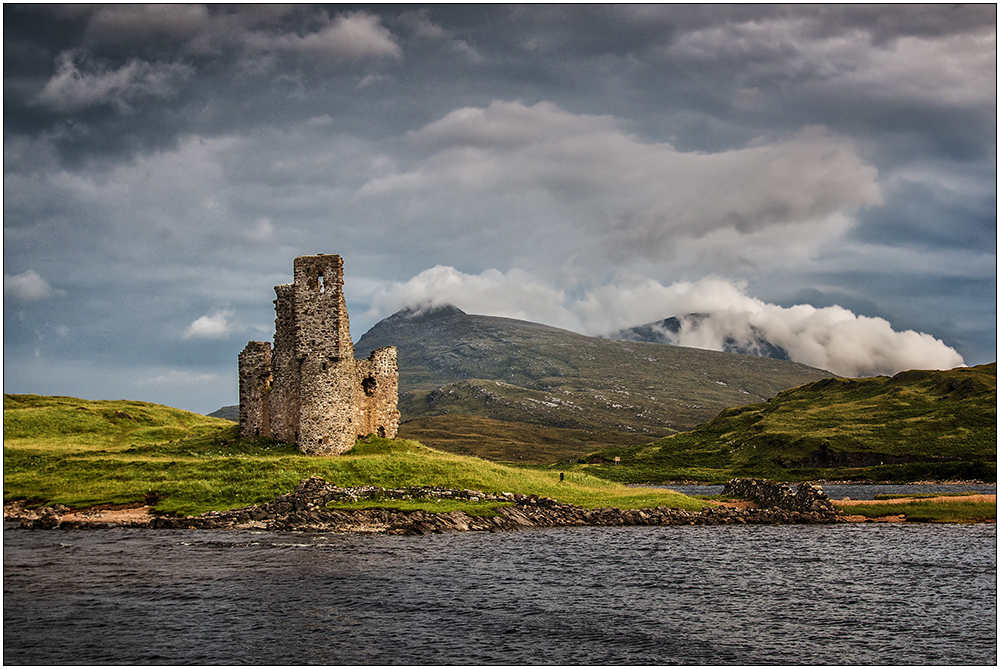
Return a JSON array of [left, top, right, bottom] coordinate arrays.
[[582, 364, 997, 483]]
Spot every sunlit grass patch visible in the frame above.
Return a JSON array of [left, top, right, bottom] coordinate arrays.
[[581, 364, 996, 484], [840, 499, 996, 523], [3, 394, 234, 453], [4, 394, 707, 517], [873, 492, 980, 500]]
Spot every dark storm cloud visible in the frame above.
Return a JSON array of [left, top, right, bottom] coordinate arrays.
[[4, 4, 995, 412], [854, 171, 997, 250]]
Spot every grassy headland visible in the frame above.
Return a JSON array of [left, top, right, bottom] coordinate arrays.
[[579, 364, 997, 484], [3, 394, 704, 517]]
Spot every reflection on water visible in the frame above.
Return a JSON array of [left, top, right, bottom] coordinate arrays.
[[4, 522, 996, 665]]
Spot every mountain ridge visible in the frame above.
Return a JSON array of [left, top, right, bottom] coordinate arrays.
[[353, 304, 833, 436]]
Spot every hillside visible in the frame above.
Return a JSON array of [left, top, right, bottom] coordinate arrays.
[[581, 363, 997, 483], [4, 394, 233, 452], [354, 304, 833, 439], [3, 394, 704, 517], [395, 414, 653, 464], [208, 405, 238, 421]]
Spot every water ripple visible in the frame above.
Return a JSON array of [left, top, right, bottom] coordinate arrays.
[[4, 523, 996, 664]]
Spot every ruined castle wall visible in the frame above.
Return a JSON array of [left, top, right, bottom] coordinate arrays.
[[238, 341, 272, 438], [354, 346, 401, 439], [292, 255, 358, 455], [268, 283, 300, 444], [239, 253, 400, 455], [292, 255, 352, 360], [298, 355, 358, 455]]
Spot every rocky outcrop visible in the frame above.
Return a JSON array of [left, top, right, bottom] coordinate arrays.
[[722, 478, 837, 514], [8, 476, 842, 534]]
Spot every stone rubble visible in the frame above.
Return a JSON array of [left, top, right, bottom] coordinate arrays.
[[722, 477, 838, 515], [8, 477, 846, 534]]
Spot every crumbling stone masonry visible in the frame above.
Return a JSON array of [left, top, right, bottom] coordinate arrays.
[[722, 478, 837, 515], [238, 254, 400, 455]]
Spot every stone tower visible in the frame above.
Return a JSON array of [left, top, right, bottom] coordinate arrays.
[[238, 254, 400, 455], [237, 341, 271, 438]]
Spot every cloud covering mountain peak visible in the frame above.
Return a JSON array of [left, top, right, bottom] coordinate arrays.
[[369, 268, 964, 378]]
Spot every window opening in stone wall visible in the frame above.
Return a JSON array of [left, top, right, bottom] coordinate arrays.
[[378, 426, 386, 438], [362, 376, 377, 396], [318, 272, 325, 294]]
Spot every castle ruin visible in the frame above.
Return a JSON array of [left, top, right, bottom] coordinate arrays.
[[238, 254, 400, 455]]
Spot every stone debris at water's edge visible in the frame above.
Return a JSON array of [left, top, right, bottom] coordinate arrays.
[[720, 478, 838, 515], [6, 478, 857, 534]]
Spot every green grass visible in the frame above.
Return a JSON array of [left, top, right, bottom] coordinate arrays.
[[3, 393, 229, 451], [841, 499, 997, 523], [873, 492, 980, 500], [580, 364, 997, 483], [396, 414, 652, 464], [4, 394, 706, 517]]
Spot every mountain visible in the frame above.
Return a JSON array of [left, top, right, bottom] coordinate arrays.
[[608, 313, 790, 360], [208, 405, 238, 421], [582, 363, 997, 483], [353, 304, 833, 438]]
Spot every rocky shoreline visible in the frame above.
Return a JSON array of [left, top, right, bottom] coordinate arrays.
[[3, 477, 864, 535]]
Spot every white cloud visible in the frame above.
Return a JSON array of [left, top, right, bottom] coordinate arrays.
[[183, 309, 235, 340], [367, 265, 568, 326], [4, 270, 59, 301], [7, 101, 883, 292], [836, 31, 996, 107], [139, 370, 221, 386], [357, 73, 390, 89], [245, 11, 402, 63], [84, 4, 214, 43], [358, 101, 881, 266], [367, 266, 965, 377], [35, 51, 192, 112], [64, 6, 401, 78], [669, 17, 996, 109], [595, 281, 967, 377], [80, 5, 401, 65]]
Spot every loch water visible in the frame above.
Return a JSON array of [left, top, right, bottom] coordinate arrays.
[[4, 521, 996, 665]]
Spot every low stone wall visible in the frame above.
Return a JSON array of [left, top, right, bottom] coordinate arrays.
[[722, 478, 837, 515], [9, 476, 841, 534]]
